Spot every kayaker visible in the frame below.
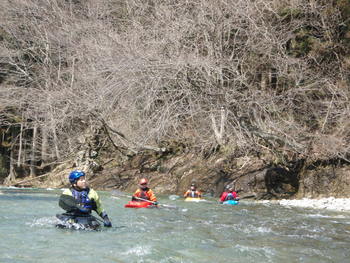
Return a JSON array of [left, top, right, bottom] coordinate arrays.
[[219, 185, 239, 203], [132, 178, 158, 205], [184, 183, 202, 198], [59, 170, 112, 227]]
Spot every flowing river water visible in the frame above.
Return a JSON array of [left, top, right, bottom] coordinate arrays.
[[0, 187, 349, 263]]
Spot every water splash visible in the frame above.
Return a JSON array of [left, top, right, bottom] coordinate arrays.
[[121, 245, 152, 256], [168, 195, 180, 200], [27, 216, 59, 227]]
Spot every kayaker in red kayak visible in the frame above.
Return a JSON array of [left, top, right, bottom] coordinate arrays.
[[132, 178, 158, 205], [219, 185, 239, 203], [184, 183, 202, 198]]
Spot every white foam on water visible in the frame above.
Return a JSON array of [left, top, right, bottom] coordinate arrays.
[[256, 226, 273, 233], [307, 213, 346, 219], [302, 233, 333, 241], [168, 195, 180, 200], [236, 224, 273, 234], [202, 220, 213, 225], [0, 186, 20, 189], [235, 244, 276, 257], [27, 216, 59, 227], [121, 245, 152, 256], [277, 197, 350, 212], [159, 256, 186, 263]]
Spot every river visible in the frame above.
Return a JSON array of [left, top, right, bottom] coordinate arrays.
[[0, 187, 349, 263]]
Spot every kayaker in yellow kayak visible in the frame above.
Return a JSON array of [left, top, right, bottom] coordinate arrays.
[[184, 183, 202, 198], [132, 178, 158, 204]]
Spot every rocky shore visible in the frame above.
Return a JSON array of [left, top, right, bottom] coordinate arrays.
[[2, 146, 350, 205]]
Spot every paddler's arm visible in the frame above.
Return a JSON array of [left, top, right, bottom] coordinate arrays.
[[148, 189, 157, 202], [219, 192, 227, 203], [132, 189, 140, 201], [89, 189, 112, 227]]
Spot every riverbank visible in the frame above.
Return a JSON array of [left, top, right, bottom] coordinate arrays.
[[270, 197, 350, 212]]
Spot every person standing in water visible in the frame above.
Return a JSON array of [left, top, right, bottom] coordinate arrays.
[[132, 178, 158, 205], [184, 183, 202, 198], [219, 185, 239, 203], [59, 170, 112, 227]]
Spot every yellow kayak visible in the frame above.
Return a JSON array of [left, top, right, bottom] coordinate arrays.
[[184, 197, 205, 202]]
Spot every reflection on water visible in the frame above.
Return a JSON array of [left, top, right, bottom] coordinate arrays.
[[0, 188, 349, 263]]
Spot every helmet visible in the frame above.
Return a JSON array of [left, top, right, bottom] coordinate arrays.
[[139, 178, 148, 185], [225, 185, 233, 191], [69, 170, 86, 184]]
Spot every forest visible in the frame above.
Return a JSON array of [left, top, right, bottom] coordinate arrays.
[[0, 0, 349, 191]]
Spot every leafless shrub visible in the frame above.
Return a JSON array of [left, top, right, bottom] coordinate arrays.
[[0, 0, 349, 178]]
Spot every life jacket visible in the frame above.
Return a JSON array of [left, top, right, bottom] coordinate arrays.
[[138, 188, 151, 200], [186, 190, 200, 198], [71, 188, 93, 212], [224, 192, 236, 201]]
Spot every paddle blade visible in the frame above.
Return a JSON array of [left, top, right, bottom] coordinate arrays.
[[159, 204, 178, 210], [59, 194, 80, 212]]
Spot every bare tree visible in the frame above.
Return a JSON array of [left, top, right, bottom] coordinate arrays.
[[0, 0, 349, 180]]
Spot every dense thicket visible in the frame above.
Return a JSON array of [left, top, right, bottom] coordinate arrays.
[[0, 0, 349, 182]]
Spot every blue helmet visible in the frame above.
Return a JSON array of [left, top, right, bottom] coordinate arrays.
[[69, 170, 85, 184]]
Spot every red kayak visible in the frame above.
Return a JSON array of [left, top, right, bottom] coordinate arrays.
[[124, 201, 153, 208]]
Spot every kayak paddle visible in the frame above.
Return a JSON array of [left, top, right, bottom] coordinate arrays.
[[111, 190, 177, 209]]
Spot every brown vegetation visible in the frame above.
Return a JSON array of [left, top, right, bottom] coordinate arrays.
[[0, 0, 349, 187]]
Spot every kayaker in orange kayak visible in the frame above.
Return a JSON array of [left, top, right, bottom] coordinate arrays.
[[132, 178, 158, 205], [184, 183, 202, 198]]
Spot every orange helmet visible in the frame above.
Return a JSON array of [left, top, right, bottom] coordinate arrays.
[[139, 178, 148, 185]]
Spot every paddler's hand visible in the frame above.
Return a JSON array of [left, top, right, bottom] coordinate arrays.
[[103, 215, 112, 227], [153, 201, 158, 205]]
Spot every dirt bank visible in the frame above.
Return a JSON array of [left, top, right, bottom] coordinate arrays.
[[6, 149, 350, 200]]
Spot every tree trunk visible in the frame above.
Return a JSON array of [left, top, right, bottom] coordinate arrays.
[[210, 107, 226, 145], [30, 124, 37, 177], [4, 128, 17, 185], [41, 125, 49, 164], [53, 129, 60, 160], [17, 121, 24, 167]]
